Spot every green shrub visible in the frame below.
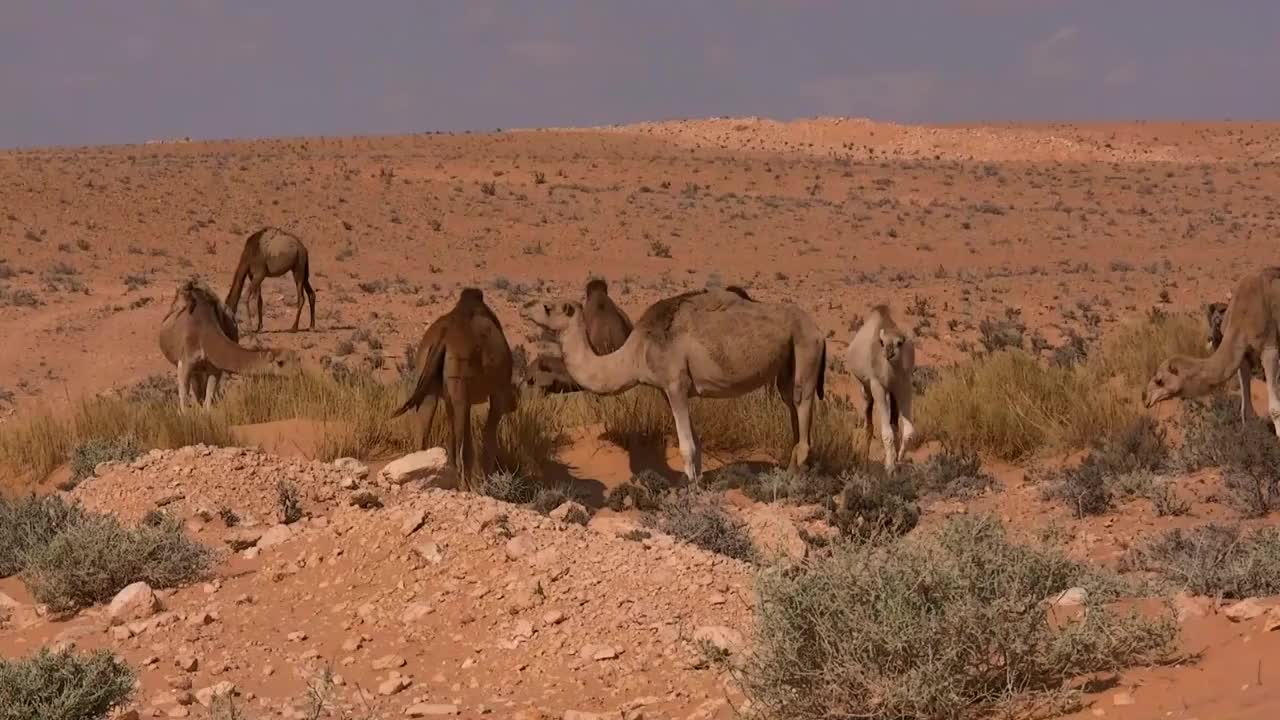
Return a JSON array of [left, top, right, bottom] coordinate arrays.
[[738, 515, 1179, 720], [0, 494, 86, 577], [0, 647, 134, 720], [21, 512, 212, 614], [1122, 524, 1280, 599]]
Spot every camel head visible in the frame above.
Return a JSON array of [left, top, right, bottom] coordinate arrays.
[[521, 299, 581, 335], [1204, 302, 1228, 351], [878, 327, 908, 363], [262, 348, 303, 376], [1143, 356, 1196, 408]]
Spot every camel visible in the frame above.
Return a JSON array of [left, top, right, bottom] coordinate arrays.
[[522, 288, 827, 483], [159, 278, 301, 410], [391, 288, 518, 490], [1146, 267, 1280, 429], [525, 353, 583, 394], [225, 226, 316, 333], [582, 279, 633, 355], [1205, 301, 1228, 352], [844, 305, 916, 472]]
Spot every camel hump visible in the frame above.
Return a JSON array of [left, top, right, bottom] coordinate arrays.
[[585, 278, 608, 296]]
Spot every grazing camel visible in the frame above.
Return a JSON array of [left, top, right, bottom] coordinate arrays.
[[159, 278, 301, 410], [582, 279, 633, 355], [845, 305, 916, 472], [225, 227, 316, 333], [1146, 267, 1280, 430], [391, 288, 518, 490], [522, 288, 826, 483]]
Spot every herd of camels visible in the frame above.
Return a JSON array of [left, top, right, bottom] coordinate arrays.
[[158, 227, 1280, 489]]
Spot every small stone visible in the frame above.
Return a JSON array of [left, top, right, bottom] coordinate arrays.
[[512, 620, 535, 640], [341, 637, 363, 652], [187, 611, 215, 627], [1049, 587, 1088, 607], [413, 542, 444, 564], [1112, 691, 1135, 706], [378, 675, 411, 696], [334, 457, 370, 479], [1225, 598, 1270, 622], [505, 535, 536, 560], [224, 529, 263, 551], [380, 448, 452, 487], [288, 631, 307, 642], [110, 626, 134, 641], [542, 610, 566, 626], [257, 524, 293, 549], [405, 704, 459, 717], [692, 626, 744, 656], [108, 582, 159, 624], [548, 501, 589, 525], [176, 654, 199, 672], [1264, 607, 1280, 632], [401, 509, 428, 537], [372, 654, 407, 670], [349, 491, 383, 509], [402, 603, 434, 623]]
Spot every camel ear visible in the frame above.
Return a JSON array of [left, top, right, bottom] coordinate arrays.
[[1168, 364, 1179, 376], [877, 329, 887, 345], [562, 303, 575, 318]]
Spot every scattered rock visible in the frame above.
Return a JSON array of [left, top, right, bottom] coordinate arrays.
[[505, 535, 536, 560], [549, 501, 589, 525], [1264, 607, 1280, 633], [401, 603, 434, 623], [1224, 598, 1271, 622], [108, 582, 159, 624], [405, 704, 459, 717], [372, 654, 407, 671], [378, 674, 411, 696], [1112, 691, 1135, 706], [380, 448, 452, 487], [334, 457, 369, 480], [257, 523, 293, 549], [401, 508, 428, 537], [176, 654, 199, 672], [350, 491, 383, 509], [412, 541, 444, 564], [691, 625, 744, 656], [1049, 587, 1088, 607]]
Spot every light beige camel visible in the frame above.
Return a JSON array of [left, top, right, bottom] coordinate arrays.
[[845, 304, 916, 472], [522, 288, 827, 483], [391, 288, 517, 490], [525, 352, 582, 394], [159, 278, 301, 410], [1146, 267, 1280, 429], [225, 226, 316, 333], [583, 279, 633, 355]]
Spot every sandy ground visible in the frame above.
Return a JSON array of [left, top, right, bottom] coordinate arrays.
[[4, 117, 1280, 718]]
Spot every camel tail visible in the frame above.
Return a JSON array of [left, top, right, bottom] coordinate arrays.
[[817, 341, 827, 400], [225, 229, 266, 311], [390, 339, 447, 419]]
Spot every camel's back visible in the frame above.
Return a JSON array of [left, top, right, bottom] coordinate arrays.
[[1227, 267, 1280, 343], [258, 228, 305, 274]]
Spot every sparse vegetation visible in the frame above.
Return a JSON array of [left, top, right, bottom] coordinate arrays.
[[1123, 523, 1280, 599], [643, 488, 756, 562], [1179, 393, 1280, 516], [738, 515, 1178, 720], [276, 480, 303, 524], [2, 494, 211, 613], [67, 435, 142, 489], [0, 647, 135, 720]]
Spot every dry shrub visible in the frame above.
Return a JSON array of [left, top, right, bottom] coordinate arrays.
[[20, 506, 212, 614], [66, 436, 142, 489], [643, 488, 757, 562], [738, 514, 1179, 720], [0, 494, 86, 577], [918, 350, 1136, 460], [1086, 310, 1203, 391], [1042, 416, 1172, 518], [595, 386, 864, 473], [0, 647, 135, 720], [1178, 393, 1280, 517], [1122, 524, 1280, 599]]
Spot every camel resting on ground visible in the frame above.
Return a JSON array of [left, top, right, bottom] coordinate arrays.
[[225, 226, 316, 333], [391, 288, 518, 490], [845, 304, 916, 472], [1147, 267, 1280, 429], [159, 278, 301, 410], [522, 287, 826, 483]]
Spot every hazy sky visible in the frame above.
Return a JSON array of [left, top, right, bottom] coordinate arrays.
[[2, 1, 1278, 149]]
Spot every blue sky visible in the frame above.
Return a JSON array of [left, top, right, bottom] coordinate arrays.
[[2, 0, 1277, 148]]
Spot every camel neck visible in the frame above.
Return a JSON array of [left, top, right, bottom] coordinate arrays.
[[1186, 339, 1247, 395], [559, 318, 640, 395], [194, 306, 272, 373]]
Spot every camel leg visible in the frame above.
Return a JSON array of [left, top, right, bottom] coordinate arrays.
[[448, 380, 473, 491], [203, 373, 218, 409], [176, 361, 191, 412], [870, 382, 897, 473], [1238, 359, 1256, 423], [665, 388, 702, 484], [789, 388, 814, 474], [1260, 347, 1280, 437], [859, 380, 874, 464], [414, 395, 441, 451], [777, 373, 801, 471], [250, 275, 266, 333], [481, 401, 503, 478], [289, 270, 305, 332], [895, 383, 916, 464], [304, 276, 317, 330]]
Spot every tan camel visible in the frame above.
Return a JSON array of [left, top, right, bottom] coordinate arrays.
[[844, 304, 916, 472], [225, 226, 316, 333], [159, 278, 301, 410], [1205, 301, 1228, 352], [582, 279, 633, 355], [390, 288, 518, 490], [525, 353, 583, 394], [1146, 267, 1280, 429], [522, 288, 827, 483]]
